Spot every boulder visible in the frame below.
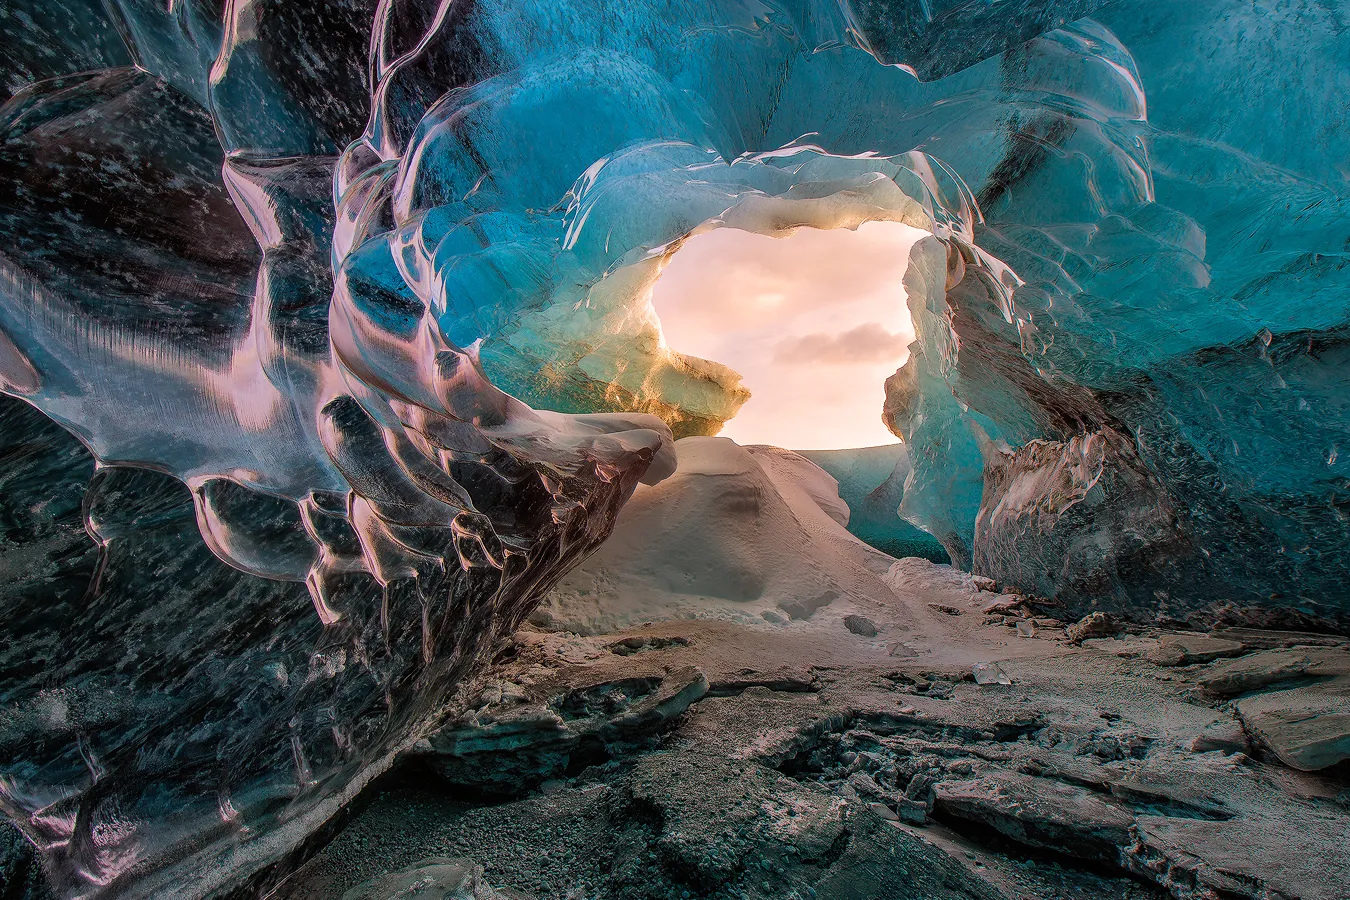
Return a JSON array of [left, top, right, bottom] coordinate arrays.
[[1236, 676, 1350, 771]]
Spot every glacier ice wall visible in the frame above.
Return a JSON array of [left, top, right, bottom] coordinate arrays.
[[801, 445, 949, 562], [2, 0, 1349, 896], [888, 5, 1350, 627]]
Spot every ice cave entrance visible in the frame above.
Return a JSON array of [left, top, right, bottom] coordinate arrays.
[[651, 220, 925, 450]]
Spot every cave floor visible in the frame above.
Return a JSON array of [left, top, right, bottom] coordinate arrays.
[[266, 564, 1350, 900]]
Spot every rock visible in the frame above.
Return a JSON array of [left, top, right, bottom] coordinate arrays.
[[629, 753, 848, 886], [898, 797, 930, 824], [1015, 620, 1036, 638], [1187, 719, 1250, 755], [425, 667, 708, 790], [1066, 612, 1120, 644], [926, 680, 956, 699], [927, 603, 964, 617], [526, 608, 556, 628], [844, 614, 879, 637], [606, 635, 691, 656], [970, 575, 999, 592], [1236, 676, 1350, 771], [1107, 774, 1233, 822], [848, 771, 888, 802], [342, 858, 528, 900], [1207, 627, 1348, 650], [1144, 633, 1245, 667], [981, 595, 1022, 614], [1142, 646, 1184, 667], [281, 608, 1350, 900], [904, 771, 939, 801], [1128, 812, 1350, 900], [933, 772, 1135, 863], [1199, 648, 1350, 697]]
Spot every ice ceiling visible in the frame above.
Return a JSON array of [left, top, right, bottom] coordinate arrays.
[[2, 0, 1349, 896]]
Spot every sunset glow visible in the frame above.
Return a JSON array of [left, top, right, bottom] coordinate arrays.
[[652, 221, 924, 450]]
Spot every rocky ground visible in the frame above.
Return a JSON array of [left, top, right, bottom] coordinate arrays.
[[259, 445, 1350, 900]]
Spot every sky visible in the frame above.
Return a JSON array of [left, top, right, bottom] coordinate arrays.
[[651, 220, 924, 450]]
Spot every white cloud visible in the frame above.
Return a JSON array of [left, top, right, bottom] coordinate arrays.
[[773, 322, 912, 365]]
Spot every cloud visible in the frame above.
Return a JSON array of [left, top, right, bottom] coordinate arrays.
[[772, 321, 912, 365], [652, 223, 917, 334]]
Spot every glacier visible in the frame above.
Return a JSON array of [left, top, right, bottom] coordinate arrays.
[[1, 0, 1349, 897]]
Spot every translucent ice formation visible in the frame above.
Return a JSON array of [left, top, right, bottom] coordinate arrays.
[[2, 0, 1349, 896]]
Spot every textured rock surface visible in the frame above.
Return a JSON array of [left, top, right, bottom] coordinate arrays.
[[342, 857, 529, 900], [275, 615, 1350, 900], [934, 772, 1136, 863], [1066, 612, 1122, 644], [1200, 648, 1350, 698], [1236, 678, 1350, 772], [1145, 634, 1246, 667], [423, 665, 708, 791]]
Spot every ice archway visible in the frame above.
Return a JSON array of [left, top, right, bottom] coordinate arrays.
[[2, 1, 1349, 896]]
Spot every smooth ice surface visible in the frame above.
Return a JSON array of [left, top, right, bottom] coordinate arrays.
[[3, 0, 1350, 897], [801, 444, 949, 561], [971, 662, 1012, 686]]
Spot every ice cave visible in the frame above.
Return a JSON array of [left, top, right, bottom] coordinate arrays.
[[1, 1, 1348, 898]]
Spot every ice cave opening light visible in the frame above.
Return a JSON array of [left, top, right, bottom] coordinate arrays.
[[650, 221, 925, 451]]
